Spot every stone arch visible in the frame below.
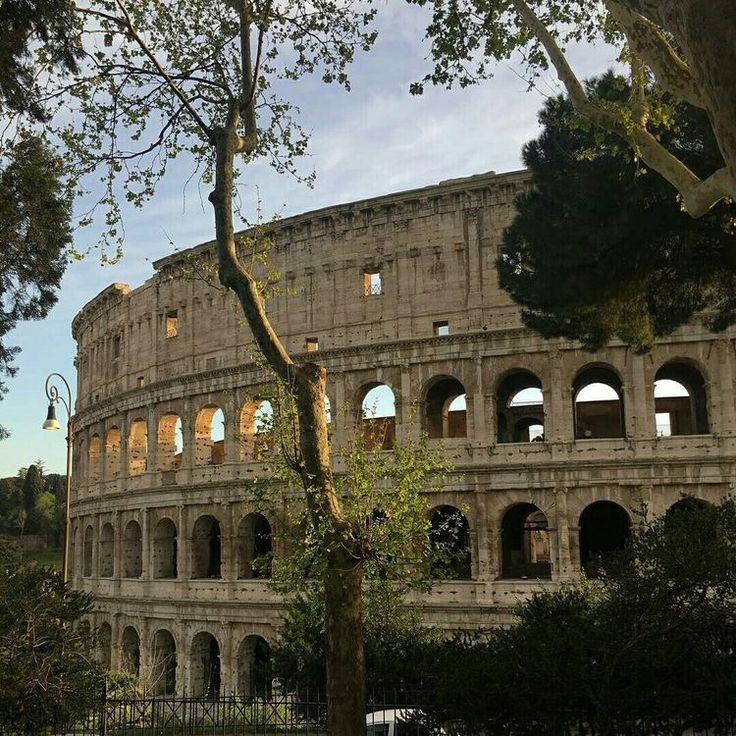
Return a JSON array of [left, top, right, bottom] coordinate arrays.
[[105, 426, 121, 478], [151, 629, 177, 696], [121, 625, 141, 677], [97, 621, 112, 669], [578, 500, 631, 577], [194, 404, 225, 466], [157, 412, 183, 470], [359, 383, 396, 450], [83, 524, 94, 577], [429, 505, 472, 580], [76, 437, 86, 484], [99, 522, 114, 577], [666, 496, 711, 517], [500, 503, 551, 579], [573, 364, 625, 439], [88, 434, 102, 482], [190, 631, 221, 699], [191, 515, 222, 579], [236, 635, 273, 697], [128, 417, 148, 475], [496, 370, 545, 443], [237, 513, 273, 580], [122, 520, 143, 578], [423, 376, 467, 439], [239, 399, 274, 461], [152, 518, 177, 579], [654, 361, 709, 436]]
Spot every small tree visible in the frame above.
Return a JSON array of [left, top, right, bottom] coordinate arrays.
[[0, 542, 103, 734]]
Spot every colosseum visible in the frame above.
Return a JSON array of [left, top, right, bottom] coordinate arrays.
[[70, 168, 736, 698]]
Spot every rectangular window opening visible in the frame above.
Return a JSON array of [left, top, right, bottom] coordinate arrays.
[[165, 310, 179, 338], [137, 376, 145, 388], [434, 320, 449, 336], [656, 412, 672, 437], [363, 268, 382, 296], [112, 335, 122, 359], [306, 337, 319, 352]]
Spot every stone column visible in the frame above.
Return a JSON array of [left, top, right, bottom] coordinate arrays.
[[470, 357, 485, 443], [397, 363, 416, 442], [92, 513, 101, 580], [141, 507, 151, 580], [177, 505, 190, 580], [553, 489, 573, 580], [220, 502, 234, 581], [473, 490, 490, 580], [146, 404, 158, 476], [628, 354, 652, 439], [718, 339, 736, 436], [110, 613, 122, 671]]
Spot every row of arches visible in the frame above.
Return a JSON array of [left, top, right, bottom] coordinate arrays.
[[98, 624, 272, 698], [81, 359, 711, 482], [81, 500, 643, 582], [86, 399, 276, 480], [82, 513, 273, 580]]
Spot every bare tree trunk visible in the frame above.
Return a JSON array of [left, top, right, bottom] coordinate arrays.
[[211, 128, 367, 736], [325, 547, 366, 736]]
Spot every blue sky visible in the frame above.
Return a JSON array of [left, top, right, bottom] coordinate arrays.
[[0, 5, 621, 476]]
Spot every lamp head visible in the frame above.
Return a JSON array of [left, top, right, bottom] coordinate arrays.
[[42, 403, 61, 431]]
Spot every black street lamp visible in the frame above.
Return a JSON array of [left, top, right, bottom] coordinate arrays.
[[42, 372, 74, 583]]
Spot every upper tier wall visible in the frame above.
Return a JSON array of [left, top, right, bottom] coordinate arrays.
[[71, 170, 529, 409]]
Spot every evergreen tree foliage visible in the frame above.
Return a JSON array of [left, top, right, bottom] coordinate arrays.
[[498, 73, 736, 353], [0, 542, 102, 733], [418, 497, 736, 735], [0, 134, 73, 436], [22, 464, 43, 514]]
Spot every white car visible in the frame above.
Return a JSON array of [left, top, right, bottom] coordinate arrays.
[[366, 708, 442, 736]]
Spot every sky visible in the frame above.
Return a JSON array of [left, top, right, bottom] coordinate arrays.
[[0, 3, 623, 477]]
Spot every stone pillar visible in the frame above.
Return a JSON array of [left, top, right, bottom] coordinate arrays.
[[177, 505, 190, 580], [113, 511, 123, 591], [397, 363, 416, 442], [464, 207, 483, 328], [718, 339, 736, 436], [553, 489, 573, 580], [92, 513, 101, 579], [146, 405, 157, 476], [473, 490, 490, 580], [546, 350, 573, 442], [119, 415, 129, 479], [220, 502, 234, 581], [110, 613, 122, 671], [141, 507, 150, 580], [181, 398, 194, 469], [224, 392, 238, 464], [628, 354, 652, 439], [221, 623, 236, 694], [470, 357, 485, 443]]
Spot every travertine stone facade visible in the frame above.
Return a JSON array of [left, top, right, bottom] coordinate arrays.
[[71, 170, 736, 696]]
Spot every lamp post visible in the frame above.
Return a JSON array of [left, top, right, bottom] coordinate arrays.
[[42, 372, 74, 583]]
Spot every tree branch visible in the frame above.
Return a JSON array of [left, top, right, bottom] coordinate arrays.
[[110, 0, 214, 139], [605, 0, 704, 108], [510, 0, 732, 216]]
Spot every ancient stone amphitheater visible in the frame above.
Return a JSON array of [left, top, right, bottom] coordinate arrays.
[[70, 169, 736, 697]]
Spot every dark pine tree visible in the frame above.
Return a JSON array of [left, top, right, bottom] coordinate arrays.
[[499, 72, 736, 353]]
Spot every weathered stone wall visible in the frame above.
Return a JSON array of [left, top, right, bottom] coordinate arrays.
[[70, 169, 736, 694]]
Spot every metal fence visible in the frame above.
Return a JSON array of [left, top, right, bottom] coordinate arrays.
[[22, 690, 435, 736]]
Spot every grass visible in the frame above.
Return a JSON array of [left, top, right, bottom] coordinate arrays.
[[22, 546, 63, 568]]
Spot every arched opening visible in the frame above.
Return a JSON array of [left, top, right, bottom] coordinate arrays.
[[501, 503, 551, 579], [151, 629, 177, 696], [497, 372, 544, 443], [240, 399, 274, 461], [361, 384, 396, 450], [429, 505, 472, 580], [666, 496, 710, 517], [97, 622, 112, 669], [654, 362, 709, 436], [153, 518, 177, 579], [324, 395, 332, 425], [121, 626, 141, 677], [573, 366, 625, 439], [128, 418, 148, 475], [157, 413, 183, 470], [237, 513, 273, 580], [237, 635, 272, 697], [424, 377, 467, 439], [83, 525, 94, 577], [99, 523, 114, 577], [105, 427, 121, 478], [191, 515, 222, 579], [194, 405, 225, 466], [122, 520, 143, 578], [88, 434, 102, 482], [190, 632, 221, 699], [579, 501, 631, 577]]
